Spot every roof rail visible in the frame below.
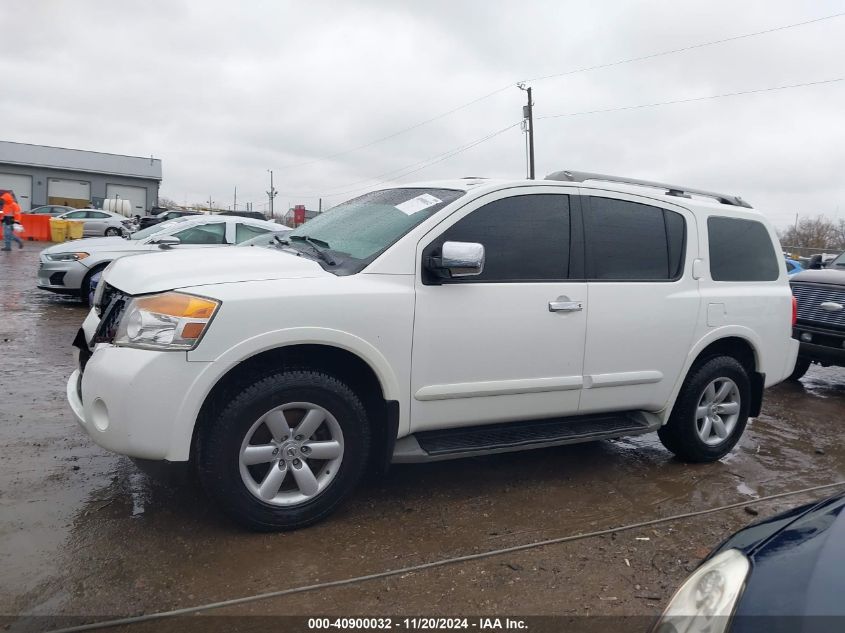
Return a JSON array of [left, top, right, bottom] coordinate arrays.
[[545, 170, 752, 208]]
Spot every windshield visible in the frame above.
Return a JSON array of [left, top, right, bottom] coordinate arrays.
[[831, 252, 845, 267], [130, 216, 194, 240], [287, 188, 464, 262]]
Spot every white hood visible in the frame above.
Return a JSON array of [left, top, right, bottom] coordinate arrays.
[[103, 247, 329, 295], [42, 236, 138, 255]]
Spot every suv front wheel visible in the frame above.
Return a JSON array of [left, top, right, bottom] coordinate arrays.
[[658, 356, 750, 462], [197, 369, 371, 531]]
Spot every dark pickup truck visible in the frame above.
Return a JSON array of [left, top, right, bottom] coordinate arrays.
[[789, 253, 845, 379]]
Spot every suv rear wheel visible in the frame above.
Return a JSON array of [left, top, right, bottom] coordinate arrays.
[[658, 356, 750, 462], [197, 369, 370, 531]]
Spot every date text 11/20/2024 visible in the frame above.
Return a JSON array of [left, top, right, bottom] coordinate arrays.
[[307, 618, 528, 630]]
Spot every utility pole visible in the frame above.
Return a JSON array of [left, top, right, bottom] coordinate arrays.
[[233, 186, 237, 211], [318, 198, 322, 214], [208, 195, 214, 214], [267, 170, 278, 220], [518, 83, 535, 179]]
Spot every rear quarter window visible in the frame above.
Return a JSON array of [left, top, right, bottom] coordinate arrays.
[[707, 216, 779, 281]]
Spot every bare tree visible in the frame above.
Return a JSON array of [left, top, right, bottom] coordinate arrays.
[[157, 195, 180, 209], [779, 215, 844, 251], [835, 219, 845, 249]]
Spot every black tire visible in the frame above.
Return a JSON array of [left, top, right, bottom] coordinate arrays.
[[196, 369, 370, 531], [78, 263, 108, 305], [104, 227, 121, 236], [787, 357, 812, 382], [658, 356, 751, 463]]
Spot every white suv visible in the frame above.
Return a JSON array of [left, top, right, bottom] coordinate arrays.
[[68, 171, 799, 530]]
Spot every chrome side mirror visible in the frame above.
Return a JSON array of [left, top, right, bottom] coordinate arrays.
[[152, 235, 181, 249], [428, 241, 485, 278]]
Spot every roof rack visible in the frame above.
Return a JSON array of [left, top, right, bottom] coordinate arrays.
[[545, 170, 752, 209]]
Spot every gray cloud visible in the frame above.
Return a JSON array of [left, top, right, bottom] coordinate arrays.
[[2, 0, 843, 225]]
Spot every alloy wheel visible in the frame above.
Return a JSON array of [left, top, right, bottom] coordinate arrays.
[[695, 378, 741, 446], [238, 402, 344, 506]]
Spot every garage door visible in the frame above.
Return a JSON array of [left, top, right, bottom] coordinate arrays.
[[0, 173, 32, 212], [48, 179, 90, 208], [106, 184, 147, 214]]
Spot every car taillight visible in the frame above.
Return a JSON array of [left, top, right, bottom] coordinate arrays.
[[792, 296, 798, 326]]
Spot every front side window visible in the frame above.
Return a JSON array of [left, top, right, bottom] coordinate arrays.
[[430, 194, 570, 282], [87, 211, 109, 219], [63, 211, 87, 219], [708, 217, 779, 281], [287, 188, 464, 262], [584, 197, 685, 281], [173, 222, 227, 245]]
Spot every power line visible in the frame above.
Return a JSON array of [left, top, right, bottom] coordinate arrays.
[[525, 11, 845, 82], [275, 74, 842, 200], [304, 75, 843, 201], [315, 76, 843, 197], [281, 121, 523, 199], [538, 76, 845, 119], [45, 480, 845, 633], [277, 85, 513, 171], [274, 11, 844, 172]]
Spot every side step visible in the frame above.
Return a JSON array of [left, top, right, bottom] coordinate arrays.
[[391, 412, 660, 463]]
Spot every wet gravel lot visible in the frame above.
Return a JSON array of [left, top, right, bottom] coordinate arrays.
[[2, 244, 844, 629]]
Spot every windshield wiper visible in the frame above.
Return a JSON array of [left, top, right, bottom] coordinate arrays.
[[287, 235, 337, 266]]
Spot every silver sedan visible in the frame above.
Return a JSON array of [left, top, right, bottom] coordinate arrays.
[[57, 209, 134, 237], [38, 215, 281, 302]]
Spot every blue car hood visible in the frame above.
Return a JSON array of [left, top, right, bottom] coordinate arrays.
[[722, 494, 845, 625]]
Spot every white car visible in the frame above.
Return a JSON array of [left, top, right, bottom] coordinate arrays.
[[68, 171, 799, 530], [38, 215, 280, 302]]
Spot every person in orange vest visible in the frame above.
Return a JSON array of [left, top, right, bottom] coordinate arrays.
[[1, 190, 24, 250]]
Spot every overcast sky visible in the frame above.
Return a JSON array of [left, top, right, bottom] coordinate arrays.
[[2, 0, 844, 227]]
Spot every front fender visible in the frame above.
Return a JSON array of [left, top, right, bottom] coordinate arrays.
[[167, 328, 403, 461]]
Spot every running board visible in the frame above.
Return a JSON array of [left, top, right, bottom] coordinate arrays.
[[391, 412, 661, 463]]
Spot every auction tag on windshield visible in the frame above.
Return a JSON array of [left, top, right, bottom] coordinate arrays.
[[395, 193, 442, 215]]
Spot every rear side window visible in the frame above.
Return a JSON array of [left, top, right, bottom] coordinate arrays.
[[434, 194, 570, 282], [708, 217, 779, 281], [235, 223, 270, 243], [174, 222, 227, 245], [585, 197, 685, 280]]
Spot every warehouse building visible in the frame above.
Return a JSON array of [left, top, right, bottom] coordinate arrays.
[[0, 141, 162, 214]]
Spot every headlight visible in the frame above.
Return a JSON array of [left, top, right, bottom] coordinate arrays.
[[45, 252, 89, 261], [114, 292, 220, 350], [653, 549, 750, 633]]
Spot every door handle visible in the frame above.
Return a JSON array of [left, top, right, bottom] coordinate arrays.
[[549, 296, 583, 312]]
